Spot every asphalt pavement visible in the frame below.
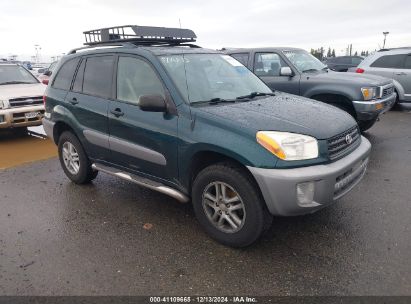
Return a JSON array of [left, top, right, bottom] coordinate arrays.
[[0, 105, 410, 296]]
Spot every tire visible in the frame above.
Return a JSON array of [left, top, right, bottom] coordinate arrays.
[[358, 118, 378, 132], [58, 131, 98, 184], [192, 162, 272, 247]]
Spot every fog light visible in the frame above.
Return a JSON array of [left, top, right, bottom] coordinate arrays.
[[296, 182, 320, 207]]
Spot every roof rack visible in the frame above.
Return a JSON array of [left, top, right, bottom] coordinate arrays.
[[83, 25, 197, 46], [378, 46, 411, 52]]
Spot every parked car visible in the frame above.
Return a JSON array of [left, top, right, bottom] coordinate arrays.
[[37, 61, 58, 84], [0, 63, 46, 131], [225, 47, 396, 131], [355, 47, 411, 103], [43, 26, 371, 247], [325, 56, 364, 72]]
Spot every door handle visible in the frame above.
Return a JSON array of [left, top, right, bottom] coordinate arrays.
[[110, 108, 124, 117], [395, 72, 407, 76], [69, 97, 79, 105]]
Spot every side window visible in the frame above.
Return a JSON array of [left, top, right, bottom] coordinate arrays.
[[370, 54, 405, 68], [230, 53, 249, 67], [52, 58, 80, 90], [116, 56, 165, 105], [404, 55, 411, 69], [352, 57, 363, 65], [72, 59, 85, 93], [82, 56, 114, 99], [254, 53, 287, 76]]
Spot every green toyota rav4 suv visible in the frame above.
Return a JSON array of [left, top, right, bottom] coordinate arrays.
[[43, 26, 371, 247]]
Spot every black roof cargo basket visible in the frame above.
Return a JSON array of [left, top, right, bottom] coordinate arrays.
[[83, 25, 197, 46]]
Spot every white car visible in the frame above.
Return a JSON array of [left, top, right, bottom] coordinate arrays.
[[0, 63, 46, 130]]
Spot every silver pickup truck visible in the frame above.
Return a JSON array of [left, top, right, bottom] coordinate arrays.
[[0, 63, 46, 130], [225, 47, 397, 132]]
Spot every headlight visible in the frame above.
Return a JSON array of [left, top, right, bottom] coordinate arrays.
[[256, 131, 319, 161], [361, 87, 377, 101]]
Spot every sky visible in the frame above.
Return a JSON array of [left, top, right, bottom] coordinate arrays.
[[0, 0, 410, 62]]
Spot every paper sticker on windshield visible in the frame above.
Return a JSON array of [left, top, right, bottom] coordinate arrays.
[[221, 55, 243, 66]]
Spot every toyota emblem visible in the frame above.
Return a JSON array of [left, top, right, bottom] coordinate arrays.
[[345, 134, 353, 145]]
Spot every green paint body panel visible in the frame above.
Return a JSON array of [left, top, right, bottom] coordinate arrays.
[[44, 46, 358, 196]]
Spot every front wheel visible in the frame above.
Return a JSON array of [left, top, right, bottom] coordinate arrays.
[[192, 163, 272, 247], [358, 118, 378, 132], [58, 131, 98, 184]]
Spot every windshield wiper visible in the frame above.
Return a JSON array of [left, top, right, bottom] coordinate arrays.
[[0, 81, 33, 85], [301, 69, 319, 73], [235, 92, 275, 100], [194, 97, 237, 105]]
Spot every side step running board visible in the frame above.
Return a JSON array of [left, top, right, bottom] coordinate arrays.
[[91, 163, 189, 203]]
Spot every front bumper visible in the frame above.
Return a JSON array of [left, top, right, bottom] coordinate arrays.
[[248, 136, 371, 216], [352, 93, 396, 120], [0, 105, 45, 129]]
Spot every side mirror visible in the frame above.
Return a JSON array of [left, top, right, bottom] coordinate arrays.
[[44, 70, 52, 76], [138, 94, 167, 112], [280, 67, 293, 77]]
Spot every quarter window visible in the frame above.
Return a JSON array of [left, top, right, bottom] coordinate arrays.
[[254, 53, 288, 76], [116, 56, 165, 104], [370, 54, 405, 69], [82, 56, 114, 99], [52, 58, 80, 90], [230, 53, 249, 67]]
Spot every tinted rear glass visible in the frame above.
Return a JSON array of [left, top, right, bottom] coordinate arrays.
[[370, 54, 405, 68], [82, 56, 114, 98], [52, 58, 80, 90], [404, 56, 411, 69], [230, 53, 249, 66]]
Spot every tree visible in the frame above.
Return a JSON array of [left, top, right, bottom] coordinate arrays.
[[327, 47, 332, 58], [332, 49, 336, 57], [354, 51, 358, 56]]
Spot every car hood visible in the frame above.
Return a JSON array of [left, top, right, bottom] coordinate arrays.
[[0, 83, 46, 100], [306, 70, 392, 86], [195, 93, 357, 140]]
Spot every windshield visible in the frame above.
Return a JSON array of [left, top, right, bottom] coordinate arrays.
[[283, 50, 326, 73], [159, 54, 272, 104], [0, 65, 38, 85]]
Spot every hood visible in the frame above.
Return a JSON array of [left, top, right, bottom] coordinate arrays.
[[0, 83, 46, 100], [305, 70, 392, 86], [195, 93, 357, 140]]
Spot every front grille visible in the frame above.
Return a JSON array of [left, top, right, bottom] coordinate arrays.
[[381, 86, 394, 98], [328, 126, 361, 160], [9, 96, 43, 108]]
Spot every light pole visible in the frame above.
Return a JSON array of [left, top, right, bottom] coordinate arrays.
[[34, 44, 41, 63], [382, 32, 389, 49]]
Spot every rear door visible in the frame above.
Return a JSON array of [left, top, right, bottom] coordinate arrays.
[[108, 55, 179, 183], [65, 55, 114, 161], [253, 52, 300, 94], [368, 54, 405, 79], [393, 54, 411, 101]]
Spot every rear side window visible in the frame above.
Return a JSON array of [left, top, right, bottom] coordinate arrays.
[[116, 56, 165, 104], [230, 53, 249, 66], [52, 58, 80, 90], [370, 54, 405, 68], [82, 56, 114, 98], [404, 55, 411, 69]]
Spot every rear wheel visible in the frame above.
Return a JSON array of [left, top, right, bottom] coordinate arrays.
[[192, 162, 272, 247], [58, 131, 98, 184]]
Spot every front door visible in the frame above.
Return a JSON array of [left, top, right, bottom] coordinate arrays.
[[108, 55, 179, 184], [253, 52, 300, 94]]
